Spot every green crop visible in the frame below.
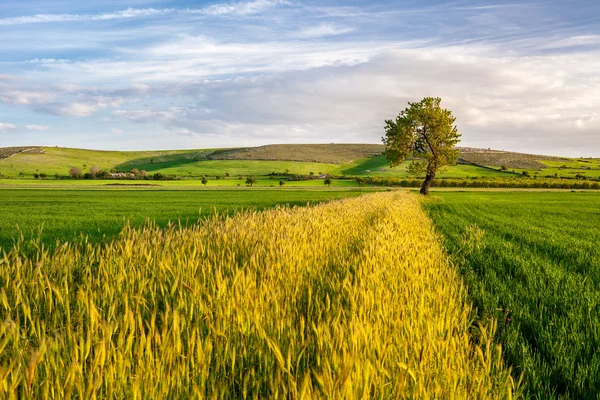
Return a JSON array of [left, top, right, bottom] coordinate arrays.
[[425, 192, 600, 398]]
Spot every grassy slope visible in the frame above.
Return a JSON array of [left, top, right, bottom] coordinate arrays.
[[0, 146, 515, 179], [0, 189, 363, 250], [424, 192, 600, 398]]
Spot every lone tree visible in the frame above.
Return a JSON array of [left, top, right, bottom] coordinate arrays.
[[201, 176, 208, 186], [245, 176, 256, 187], [383, 97, 460, 195]]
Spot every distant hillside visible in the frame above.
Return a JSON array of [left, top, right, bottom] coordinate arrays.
[[209, 144, 385, 164], [458, 147, 567, 169], [0, 144, 597, 180]]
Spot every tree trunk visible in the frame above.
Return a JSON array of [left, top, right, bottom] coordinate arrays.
[[420, 174, 434, 195]]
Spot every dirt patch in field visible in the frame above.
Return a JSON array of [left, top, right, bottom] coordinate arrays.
[[208, 144, 385, 164]]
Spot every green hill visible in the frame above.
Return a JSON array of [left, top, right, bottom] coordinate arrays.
[[0, 144, 596, 180]]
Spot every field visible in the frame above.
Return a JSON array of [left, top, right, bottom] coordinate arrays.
[[424, 192, 600, 398], [0, 178, 362, 188], [0, 192, 517, 398], [0, 189, 366, 251], [2, 143, 599, 398]]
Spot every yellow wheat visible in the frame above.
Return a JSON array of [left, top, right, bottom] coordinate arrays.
[[0, 192, 518, 398]]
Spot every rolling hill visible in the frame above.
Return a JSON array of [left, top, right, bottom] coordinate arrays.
[[0, 144, 597, 180]]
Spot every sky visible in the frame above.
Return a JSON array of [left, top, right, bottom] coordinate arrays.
[[1, 0, 599, 156]]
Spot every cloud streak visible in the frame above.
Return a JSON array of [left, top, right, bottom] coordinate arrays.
[[26, 124, 49, 130], [0, 123, 17, 133], [0, 1, 289, 25]]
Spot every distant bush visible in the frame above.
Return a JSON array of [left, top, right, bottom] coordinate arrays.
[[89, 166, 101, 178], [69, 167, 83, 179]]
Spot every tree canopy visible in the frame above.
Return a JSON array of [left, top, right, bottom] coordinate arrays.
[[383, 97, 460, 195]]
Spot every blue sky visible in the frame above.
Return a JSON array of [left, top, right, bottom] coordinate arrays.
[[1, 0, 599, 155]]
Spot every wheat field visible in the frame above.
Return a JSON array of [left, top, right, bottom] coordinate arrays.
[[0, 192, 519, 398]]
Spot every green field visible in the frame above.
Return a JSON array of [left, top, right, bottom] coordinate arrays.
[[424, 192, 600, 398], [0, 178, 361, 188], [0, 189, 364, 250]]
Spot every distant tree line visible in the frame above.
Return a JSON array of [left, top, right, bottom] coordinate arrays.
[[360, 176, 600, 190], [68, 167, 180, 180]]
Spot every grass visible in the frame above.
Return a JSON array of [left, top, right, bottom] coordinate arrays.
[[0, 192, 517, 398], [424, 191, 600, 399], [0, 178, 361, 188], [0, 189, 364, 250]]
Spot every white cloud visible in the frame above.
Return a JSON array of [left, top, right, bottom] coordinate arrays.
[[0, 123, 17, 132], [111, 128, 124, 134], [26, 124, 49, 130], [101, 46, 600, 155], [541, 35, 600, 50], [199, 0, 289, 16], [297, 24, 354, 38], [56, 102, 98, 117]]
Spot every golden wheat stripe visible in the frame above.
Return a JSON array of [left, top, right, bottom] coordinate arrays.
[[0, 192, 518, 398]]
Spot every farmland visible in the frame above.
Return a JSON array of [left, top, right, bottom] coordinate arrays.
[[0, 189, 365, 251], [0, 192, 518, 398], [1, 142, 600, 398], [424, 192, 600, 398]]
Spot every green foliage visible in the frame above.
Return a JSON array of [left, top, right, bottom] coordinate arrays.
[[424, 192, 600, 398], [201, 176, 208, 185], [245, 176, 256, 187], [383, 97, 461, 181], [324, 178, 332, 186]]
